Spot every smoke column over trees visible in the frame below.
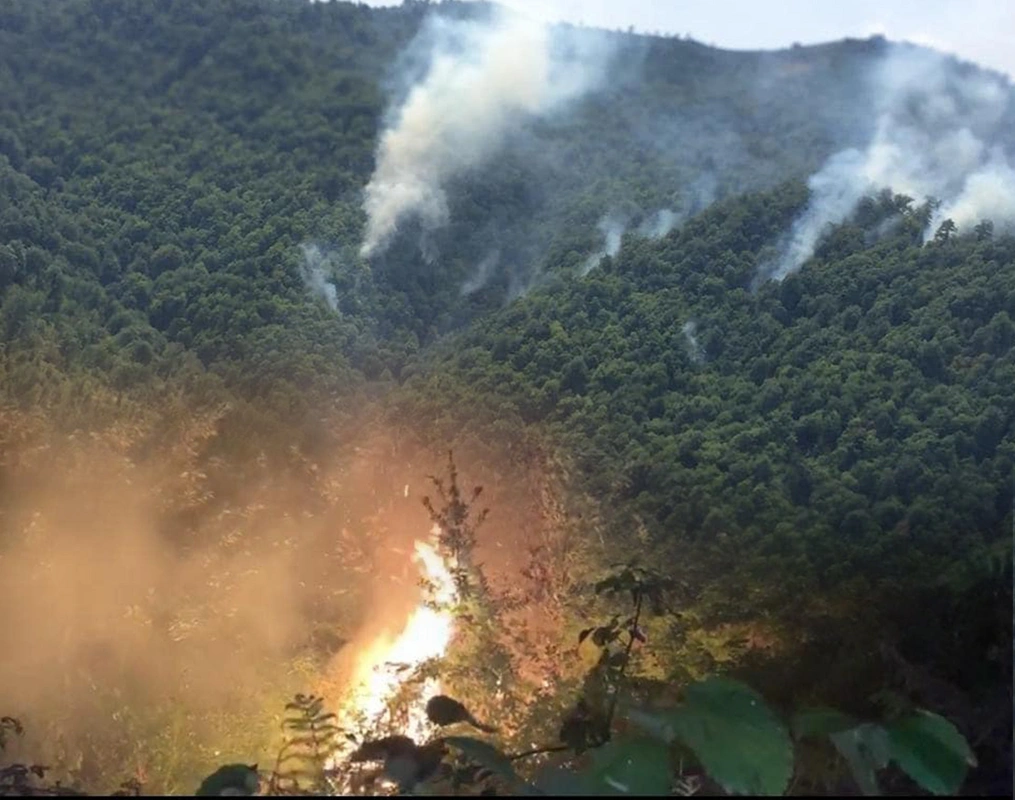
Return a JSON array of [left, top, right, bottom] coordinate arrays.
[[360, 8, 616, 259], [761, 45, 1015, 282]]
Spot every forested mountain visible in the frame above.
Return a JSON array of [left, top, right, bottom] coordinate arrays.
[[0, 0, 1011, 795], [7, 0, 1011, 413]]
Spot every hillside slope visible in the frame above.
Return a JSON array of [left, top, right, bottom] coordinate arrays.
[[0, 0, 1012, 793], [4, 0, 1011, 409], [393, 183, 1014, 789]]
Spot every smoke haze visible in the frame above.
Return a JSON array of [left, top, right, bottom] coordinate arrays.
[[760, 45, 1015, 282], [682, 320, 705, 364], [461, 250, 501, 296], [639, 208, 679, 240], [637, 174, 719, 240], [0, 408, 577, 792], [300, 244, 339, 310], [359, 8, 616, 258], [0, 413, 430, 792], [580, 213, 627, 275]]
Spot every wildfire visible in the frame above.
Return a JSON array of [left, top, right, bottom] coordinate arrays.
[[329, 525, 458, 781]]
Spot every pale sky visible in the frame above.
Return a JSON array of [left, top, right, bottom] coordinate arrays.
[[357, 0, 1015, 79]]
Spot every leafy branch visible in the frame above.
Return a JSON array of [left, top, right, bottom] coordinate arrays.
[[422, 450, 489, 601], [266, 694, 343, 795]]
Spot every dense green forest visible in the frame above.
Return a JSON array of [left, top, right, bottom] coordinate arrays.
[[0, 0, 1011, 795]]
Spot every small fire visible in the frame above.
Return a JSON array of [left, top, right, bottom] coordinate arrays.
[[329, 525, 458, 778]]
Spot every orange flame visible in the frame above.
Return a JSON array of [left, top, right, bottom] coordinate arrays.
[[331, 525, 457, 769]]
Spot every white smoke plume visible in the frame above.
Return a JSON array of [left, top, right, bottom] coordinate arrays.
[[461, 250, 500, 296], [931, 152, 1015, 232], [360, 9, 616, 258], [682, 320, 705, 364], [638, 174, 718, 240], [639, 209, 679, 240], [762, 46, 1014, 282], [581, 213, 626, 276], [299, 243, 338, 311]]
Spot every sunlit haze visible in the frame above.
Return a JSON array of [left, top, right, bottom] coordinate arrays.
[[355, 0, 1015, 79]]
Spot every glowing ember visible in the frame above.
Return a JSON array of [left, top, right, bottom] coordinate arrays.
[[330, 525, 457, 775]]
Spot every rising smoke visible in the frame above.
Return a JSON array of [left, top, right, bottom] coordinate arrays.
[[0, 407, 564, 793], [931, 153, 1015, 233], [638, 174, 719, 240], [359, 8, 616, 259], [681, 320, 705, 364], [581, 213, 627, 276], [461, 249, 500, 296], [299, 243, 339, 311], [639, 208, 679, 240], [761, 45, 1015, 282], [0, 428, 362, 792]]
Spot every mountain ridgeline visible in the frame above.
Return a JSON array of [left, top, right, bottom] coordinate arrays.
[[0, 0, 1012, 795], [3, 0, 1012, 404]]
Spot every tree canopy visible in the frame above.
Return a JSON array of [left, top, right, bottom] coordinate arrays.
[[0, 0, 1010, 795]]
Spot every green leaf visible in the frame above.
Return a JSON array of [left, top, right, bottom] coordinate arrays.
[[532, 765, 596, 796], [426, 695, 474, 726], [584, 736, 673, 795], [886, 710, 976, 795], [626, 677, 791, 795], [607, 652, 628, 669], [594, 577, 619, 595], [195, 764, 260, 796], [444, 736, 521, 789], [384, 754, 422, 792], [829, 723, 889, 796], [792, 708, 859, 739]]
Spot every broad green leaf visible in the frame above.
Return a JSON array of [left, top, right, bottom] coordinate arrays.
[[444, 736, 522, 789], [791, 708, 859, 740], [626, 677, 791, 795], [607, 652, 629, 668], [384, 754, 422, 792], [426, 695, 473, 726], [829, 723, 889, 796], [585, 736, 673, 795], [625, 706, 676, 743], [886, 710, 976, 795], [195, 764, 260, 796], [532, 765, 597, 796]]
